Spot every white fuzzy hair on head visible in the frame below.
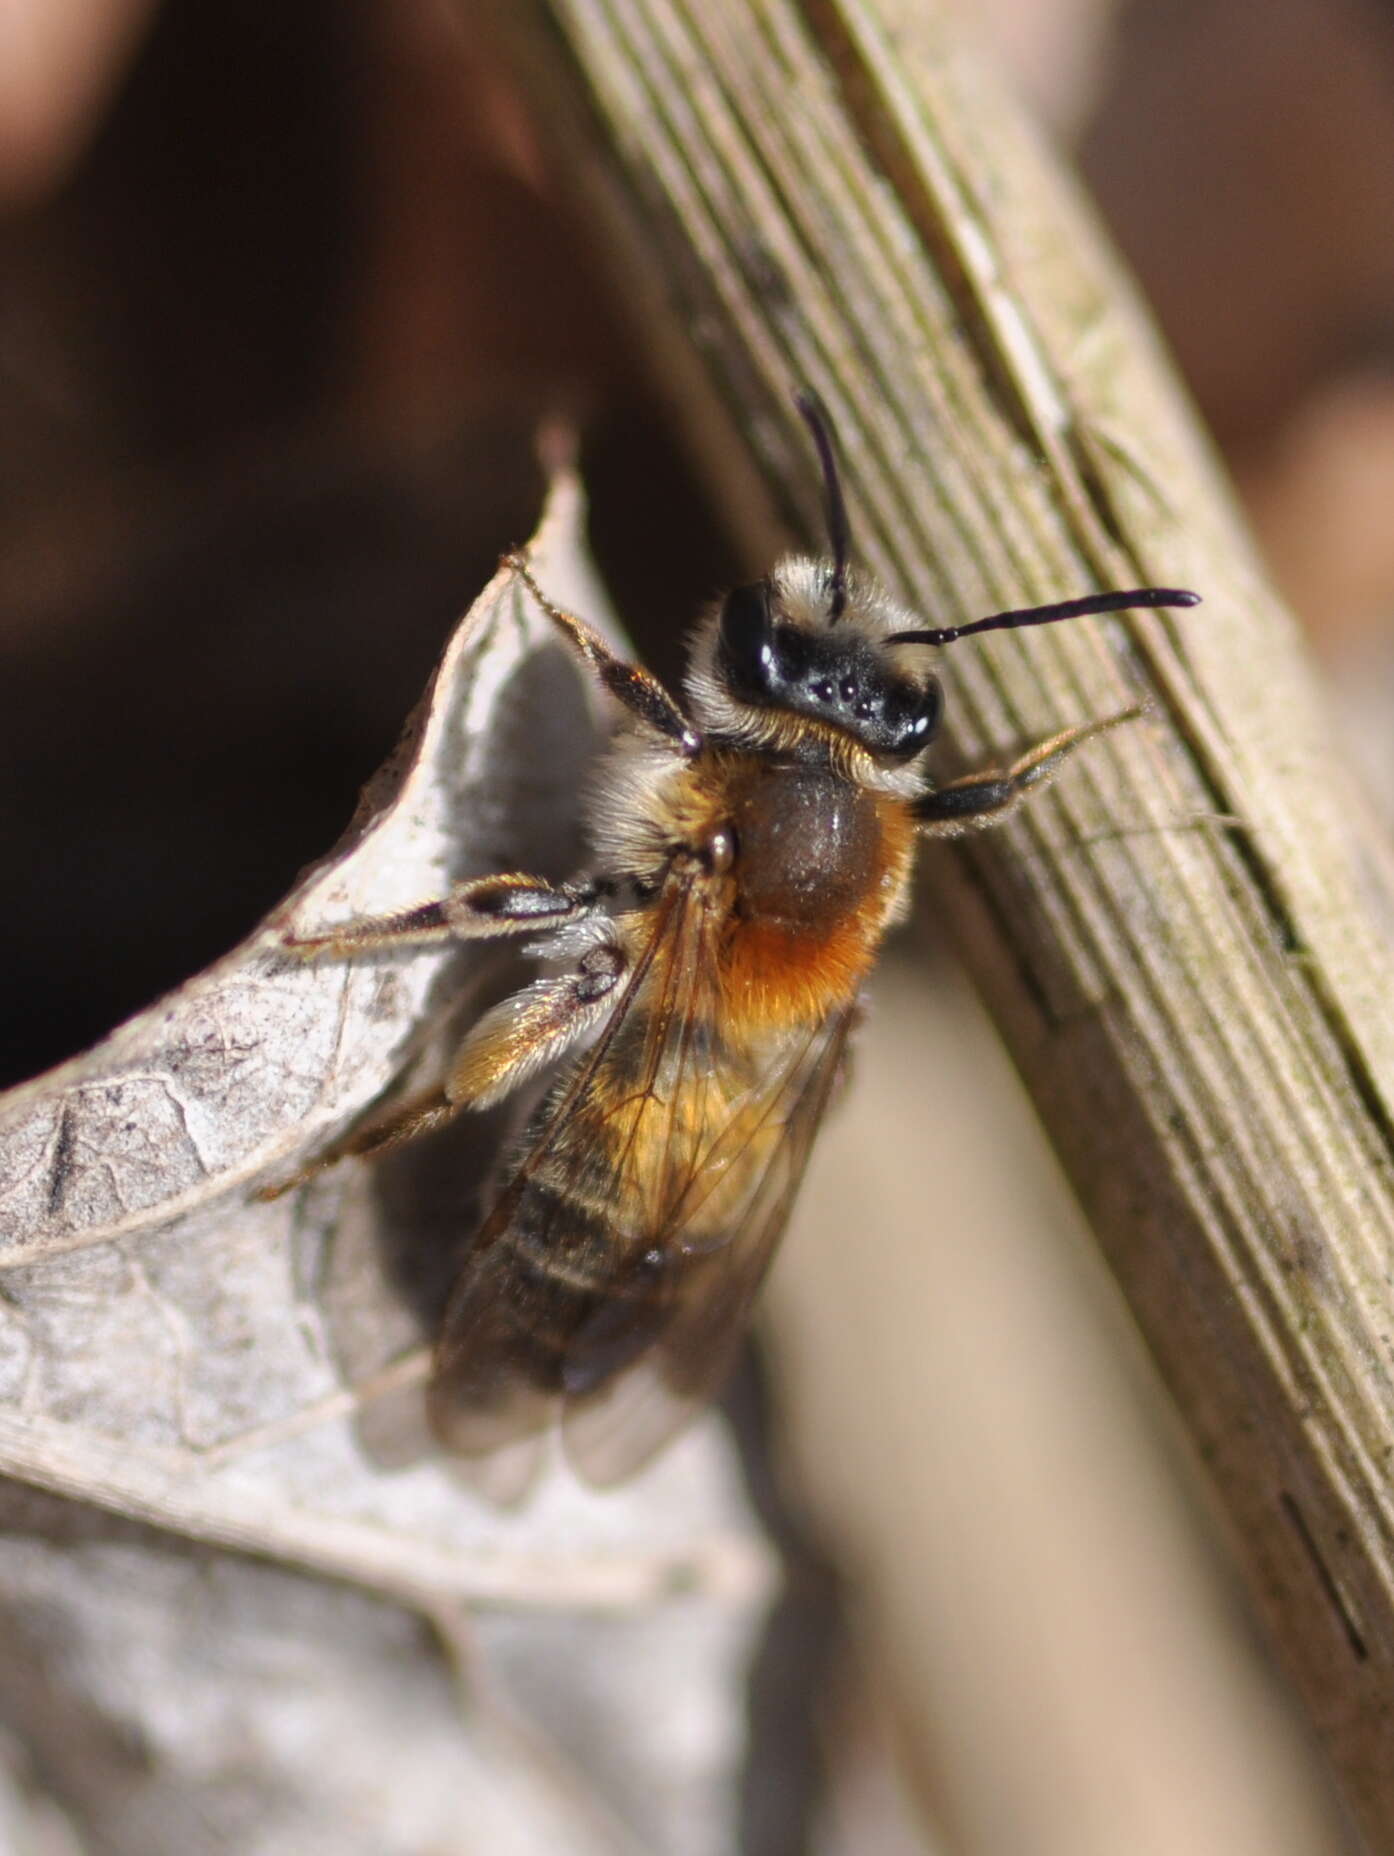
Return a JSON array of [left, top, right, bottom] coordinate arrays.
[[762, 555, 920, 643]]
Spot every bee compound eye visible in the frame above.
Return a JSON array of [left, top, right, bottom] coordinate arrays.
[[884, 675, 943, 760], [718, 581, 774, 698], [910, 678, 942, 746]]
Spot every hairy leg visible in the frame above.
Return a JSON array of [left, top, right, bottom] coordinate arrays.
[[914, 708, 1142, 835]]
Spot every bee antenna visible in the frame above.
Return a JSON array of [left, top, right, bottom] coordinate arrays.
[[887, 586, 1201, 648], [794, 389, 852, 622]]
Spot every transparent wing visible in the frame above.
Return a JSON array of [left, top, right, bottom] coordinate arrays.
[[429, 868, 855, 1490], [563, 986, 854, 1487]]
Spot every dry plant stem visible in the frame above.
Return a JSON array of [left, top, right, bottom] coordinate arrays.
[[480, 0, 1394, 1838]]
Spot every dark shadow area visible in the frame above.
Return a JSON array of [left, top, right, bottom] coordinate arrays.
[[724, 1348, 845, 1856]]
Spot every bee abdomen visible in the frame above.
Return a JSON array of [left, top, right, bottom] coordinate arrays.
[[463, 1175, 677, 1399]]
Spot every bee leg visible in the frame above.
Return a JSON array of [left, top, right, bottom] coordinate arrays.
[[335, 940, 624, 1152], [506, 552, 703, 758], [256, 937, 628, 1197], [253, 1085, 466, 1197], [261, 878, 601, 1190], [281, 874, 601, 957], [330, 940, 628, 1154], [445, 937, 628, 1112], [913, 707, 1142, 836]]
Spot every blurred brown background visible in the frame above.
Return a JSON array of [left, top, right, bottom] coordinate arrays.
[[2, 1, 1390, 1851], [3, 0, 1392, 1087], [0, 0, 739, 1090]]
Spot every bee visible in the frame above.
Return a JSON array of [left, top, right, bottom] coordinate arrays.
[[287, 395, 1197, 1492]]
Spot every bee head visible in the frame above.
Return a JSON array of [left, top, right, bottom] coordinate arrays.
[[687, 391, 940, 769], [685, 390, 1199, 773], [713, 569, 941, 763]]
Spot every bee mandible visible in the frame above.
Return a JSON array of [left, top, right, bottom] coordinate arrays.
[[286, 395, 1197, 1491]]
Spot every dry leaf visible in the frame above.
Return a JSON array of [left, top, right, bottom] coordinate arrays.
[[0, 465, 775, 1855]]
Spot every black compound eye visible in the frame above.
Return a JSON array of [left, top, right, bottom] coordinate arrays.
[[718, 581, 774, 699], [884, 675, 942, 760]]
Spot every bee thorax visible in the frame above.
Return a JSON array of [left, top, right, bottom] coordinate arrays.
[[730, 763, 880, 931]]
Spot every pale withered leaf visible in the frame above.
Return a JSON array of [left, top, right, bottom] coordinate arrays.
[[0, 466, 774, 1856]]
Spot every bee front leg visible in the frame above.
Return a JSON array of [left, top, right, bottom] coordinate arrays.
[[506, 551, 702, 757], [914, 708, 1141, 836]]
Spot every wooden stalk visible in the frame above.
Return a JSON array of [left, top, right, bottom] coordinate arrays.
[[476, 0, 1394, 1840]]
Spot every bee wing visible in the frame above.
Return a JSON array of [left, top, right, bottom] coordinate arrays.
[[562, 996, 854, 1487], [429, 871, 854, 1490]]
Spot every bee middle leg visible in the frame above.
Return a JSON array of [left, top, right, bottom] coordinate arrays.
[[281, 873, 602, 958], [914, 708, 1141, 836]]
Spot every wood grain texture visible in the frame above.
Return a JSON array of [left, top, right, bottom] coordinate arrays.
[[478, 0, 1394, 1841]]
